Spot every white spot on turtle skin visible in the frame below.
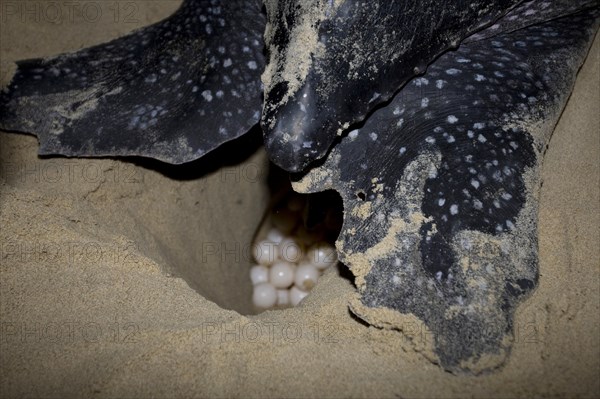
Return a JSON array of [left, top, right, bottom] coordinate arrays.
[[368, 92, 381, 103], [396, 118, 404, 127], [446, 68, 461, 75], [473, 122, 485, 129], [447, 135, 455, 143], [302, 141, 313, 148], [502, 192, 513, 200], [438, 198, 446, 206], [471, 179, 480, 189], [414, 77, 429, 86], [435, 271, 443, 282], [506, 220, 515, 230], [216, 90, 224, 98], [475, 74, 486, 82], [478, 134, 487, 143], [369, 132, 378, 141], [421, 98, 429, 107], [436, 80, 445, 89], [202, 90, 213, 102], [247, 61, 258, 70], [425, 136, 436, 144], [447, 115, 458, 124], [399, 147, 406, 155], [223, 58, 232, 67], [192, 86, 199, 93], [467, 130, 475, 138], [393, 106, 402, 115], [473, 199, 483, 210], [348, 130, 359, 139], [450, 204, 459, 215]]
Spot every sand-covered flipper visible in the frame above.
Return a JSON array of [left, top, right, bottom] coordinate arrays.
[[293, 7, 600, 373], [0, 0, 265, 164]]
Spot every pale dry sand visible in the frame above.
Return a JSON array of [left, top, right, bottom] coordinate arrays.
[[0, 2, 598, 398]]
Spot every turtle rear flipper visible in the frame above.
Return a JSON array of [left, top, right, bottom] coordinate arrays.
[[293, 7, 599, 373], [0, 0, 265, 164]]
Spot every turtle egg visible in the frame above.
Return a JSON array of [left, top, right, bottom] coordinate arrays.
[[296, 225, 321, 246], [276, 289, 290, 306], [266, 227, 285, 244], [290, 286, 309, 306], [271, 209, 298, 234], [294, 263, 319, 291], [307, 241, 338, 270], [253, 282, 277, 308], [279, 238, 303, 263], [287, 195, 305, 212], [269, 261, 295, 288], [253, 240, 278, 266], [250, 265, 269, 285]]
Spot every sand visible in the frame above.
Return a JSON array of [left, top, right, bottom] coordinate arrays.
[[0, 2, 598, 398]]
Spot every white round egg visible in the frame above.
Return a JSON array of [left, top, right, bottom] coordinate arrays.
[[294, 263, 320, 291], [253, 240, 278, 266], [266, 227, 285, 244], [290, 285, 309, 307], [296, 226, 322, 247], [250, 265, 269, 285], [307, 241, 337, 270], [279, 238, 303, 263], [276, 289, 290, 306], [271, 209, 298, 234], [253, 283, 277, 308], [269, 261, 295, 288]]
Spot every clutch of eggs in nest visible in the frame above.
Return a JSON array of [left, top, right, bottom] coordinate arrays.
[[250, 191, 341, 309]]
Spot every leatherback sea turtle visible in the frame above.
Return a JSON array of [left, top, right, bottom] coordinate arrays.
[[1, 0, 598, 373]]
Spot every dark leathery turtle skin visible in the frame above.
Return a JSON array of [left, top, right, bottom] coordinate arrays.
[[0, 0, 598, 373]]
